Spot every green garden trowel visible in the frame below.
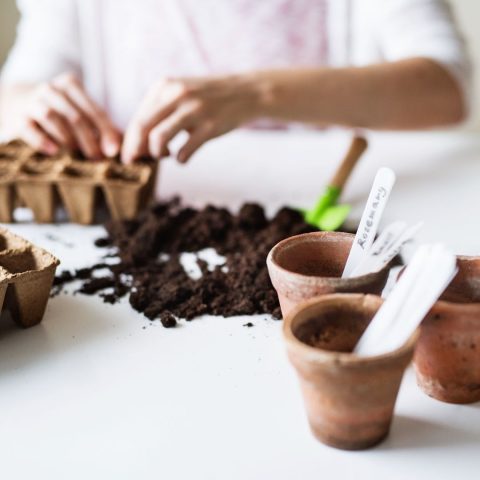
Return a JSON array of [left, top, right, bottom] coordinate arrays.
[[304, 136, 368, 231]]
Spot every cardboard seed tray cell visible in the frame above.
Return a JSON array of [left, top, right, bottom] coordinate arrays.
[[16, 159, 65, 224], [57, 161, 107, 225], [0, 140, 157, 224], [0, 227, 59, 328], [0, 139, 32, 161], [102, 163, 155, 220], [0, 162, 16, 223]]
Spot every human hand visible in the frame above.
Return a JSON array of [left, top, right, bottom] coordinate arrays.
[[11, 72, 121, 158], [122, 75, 261, 164]]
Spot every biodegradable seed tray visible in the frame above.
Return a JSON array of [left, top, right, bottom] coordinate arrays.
[[0, 227, 59, 328], [0, 140, 157, 224]]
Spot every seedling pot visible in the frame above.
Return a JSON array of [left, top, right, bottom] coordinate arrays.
[[283, 294, 417, 450], [267, 232, 391, 318], [414, 255, 480, 404]]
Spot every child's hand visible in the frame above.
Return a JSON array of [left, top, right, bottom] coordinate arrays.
[[122, 75, 261, 164], [12, 72, 121, 159]]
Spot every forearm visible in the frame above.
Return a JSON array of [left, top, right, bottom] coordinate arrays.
[[250, 58, 466, 130]]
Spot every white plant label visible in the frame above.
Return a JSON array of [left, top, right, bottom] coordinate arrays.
[[342, 168, 396, 278], [354, 244, 457, 357], [351, 221, 423, 277], [350, 221, 406, 277]]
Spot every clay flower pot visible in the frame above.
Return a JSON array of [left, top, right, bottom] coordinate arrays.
[[267, 232, 392, 318], [414, 255, 480, 404], [284, 294, 418, 450]]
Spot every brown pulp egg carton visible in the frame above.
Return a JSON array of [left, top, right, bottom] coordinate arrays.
[[0, 227, 59, 328], [0, 140, 157, 224]]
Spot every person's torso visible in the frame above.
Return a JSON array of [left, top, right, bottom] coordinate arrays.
[[76, 0, 379, 129]]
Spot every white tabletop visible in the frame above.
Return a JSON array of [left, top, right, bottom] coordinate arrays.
[[0, 130, 479, 479]]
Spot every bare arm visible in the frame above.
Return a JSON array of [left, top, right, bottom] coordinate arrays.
[[254, 58, 465, 130], [122, 58, 466, 163]]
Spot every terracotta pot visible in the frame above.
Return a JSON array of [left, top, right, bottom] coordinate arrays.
[[267, 232, 392, 318], [414, 256, 480, 404], [284, 294, 417, 450]]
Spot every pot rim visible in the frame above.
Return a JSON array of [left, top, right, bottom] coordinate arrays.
[[456, 254, 480, 262], [283, 293, 419, 367], [432, 299, 480, 310], [267, 231, 392, 287]]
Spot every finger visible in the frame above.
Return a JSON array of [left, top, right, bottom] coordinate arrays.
[[41, 84, 81, 122], [148, 107, 195, 159], [177, 125, 214, 164], [122, 110, 169, 164], [52, 74, 121, 157], [122, 83, 185, 163], [73, 118, 102, 159], [121, 123, 147, 164], [51, 103, 101, 159], [21, 120, 59, 155], [99, 125, 122, 158], [66, 82, 121, 156], [30, 103, 76, 149], [42, 83, 101, 158]]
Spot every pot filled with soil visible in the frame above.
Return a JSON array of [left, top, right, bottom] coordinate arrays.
[[267, 232, 392, 317], [414, 255, 480, 404], [283, 293, 417, 450]]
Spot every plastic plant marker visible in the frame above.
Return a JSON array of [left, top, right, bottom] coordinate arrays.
[[342, 167, 396, 278], [361, 222, 423, 276], [350, 221, 423, 277], [349, 221, 407, 277], [379, 246, 457, 354], [354, 244, 457, 357]]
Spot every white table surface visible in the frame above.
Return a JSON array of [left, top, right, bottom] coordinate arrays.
[[0, 130, 479, 479]]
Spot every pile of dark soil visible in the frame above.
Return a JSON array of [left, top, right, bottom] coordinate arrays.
[[54, 199, 316, 327]]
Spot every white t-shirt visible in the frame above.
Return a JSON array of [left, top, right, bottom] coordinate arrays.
[[1, 0, 471, 129]]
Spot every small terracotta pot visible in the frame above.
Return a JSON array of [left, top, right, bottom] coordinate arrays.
[[414, 256, 480, 404], [284, 294, 417, 450], [267, 232, 392, 318]]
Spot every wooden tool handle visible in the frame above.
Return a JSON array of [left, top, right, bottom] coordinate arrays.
[[330, 136, 368, 190]]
